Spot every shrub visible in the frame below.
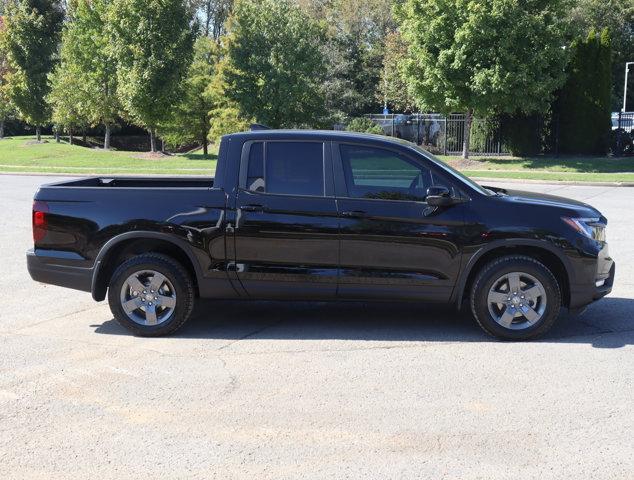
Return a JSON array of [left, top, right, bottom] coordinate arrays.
[[499, 113, 543, 156], [470, 117, 503, 154], [610, 129, 634, 156], [346, 117, 384, 135], [557, 28, 612, 154]]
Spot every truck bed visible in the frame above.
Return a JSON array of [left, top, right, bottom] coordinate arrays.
[[44, 176, 214, 189]]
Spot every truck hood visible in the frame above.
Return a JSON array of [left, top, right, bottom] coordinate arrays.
[[486, 186, 602, 217]]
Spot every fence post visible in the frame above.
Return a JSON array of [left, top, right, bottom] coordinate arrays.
[[616, 111, 623, 156], [416, 115, 420, 145], [443, 116, 447, 155]]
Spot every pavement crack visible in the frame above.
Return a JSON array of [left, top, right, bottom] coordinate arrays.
[[3, 304, 102, 334], [216, 319, 286, 351]]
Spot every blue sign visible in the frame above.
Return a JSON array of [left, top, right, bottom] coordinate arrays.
[[383, 107, 389, 115]]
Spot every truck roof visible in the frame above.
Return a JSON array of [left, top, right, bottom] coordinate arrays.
[[224, 129, 414, 147]]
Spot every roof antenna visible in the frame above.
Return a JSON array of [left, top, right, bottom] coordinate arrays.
[[250, 123, 270, 131]]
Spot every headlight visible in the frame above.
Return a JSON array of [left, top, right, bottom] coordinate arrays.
[[562, 217, 606, 241]]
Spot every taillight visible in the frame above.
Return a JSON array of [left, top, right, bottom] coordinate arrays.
[[32, 201, 49, 243]]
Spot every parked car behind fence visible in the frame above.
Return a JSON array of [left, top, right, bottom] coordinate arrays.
[[366, 114, 508, 157]]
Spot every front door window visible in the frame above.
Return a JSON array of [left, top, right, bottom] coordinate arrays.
[[339, 144, 449, 201]]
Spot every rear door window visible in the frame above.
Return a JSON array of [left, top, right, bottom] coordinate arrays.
[[246, 142, 325, 197]]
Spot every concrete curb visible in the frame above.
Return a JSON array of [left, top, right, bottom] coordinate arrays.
[[471, 176, 634, 187]]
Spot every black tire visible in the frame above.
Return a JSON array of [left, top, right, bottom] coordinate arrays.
[[470, 255, 561, 340], [108, 253, 195, 337]]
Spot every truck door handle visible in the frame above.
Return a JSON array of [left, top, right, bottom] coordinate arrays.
[[340, 210, 367, 218], [239, 204, 265, 212], [236, 204, 265, 229]]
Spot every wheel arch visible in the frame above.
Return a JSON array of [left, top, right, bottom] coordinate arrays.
[[91, 232, 202, 301], [454, 240, 573, 309]]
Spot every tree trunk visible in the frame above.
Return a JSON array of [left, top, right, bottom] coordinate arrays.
[[149, 127, 157, 152], [36, 125, 41, 142], [104, 124, 111, 150], [462, 109, 473, 160], [0, 120, 4, 139], [69, 129, 73, 145], [55, 128, 60, 143], [82, 128, 87, 145]]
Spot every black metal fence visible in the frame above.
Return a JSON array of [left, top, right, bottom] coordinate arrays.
[[611, 112, 634, 156], [366, 113, 508, 156], [367, 112, 634, 157]]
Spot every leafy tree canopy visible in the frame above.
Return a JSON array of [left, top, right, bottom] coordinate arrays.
[[160, 36, 219, 154], [48, 63, 91, 139], [222, 0, 327, 128], [378, 30, 418, 113], [0, 15, 15, 129], [63, 0, 120, 131], [569, 0, 634, 110], [107, 0, 196, 149], [397, 0, 569, 117], [299, 0, 395, 120], [1, 0, 64, 130], [194, 0, 233, 40]]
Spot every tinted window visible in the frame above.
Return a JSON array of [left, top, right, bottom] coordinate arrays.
[[340, 144, 446, 201], [247, 142, 265, 192], [247, 142, 325, 196]]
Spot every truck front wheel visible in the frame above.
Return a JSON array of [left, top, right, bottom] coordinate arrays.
[[108, 253, 195, 336], [470, 255, 561, 340]]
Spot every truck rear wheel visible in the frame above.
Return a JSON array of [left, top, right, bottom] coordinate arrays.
[[108, 253, 195, 336], [470, 255, 561, 340]]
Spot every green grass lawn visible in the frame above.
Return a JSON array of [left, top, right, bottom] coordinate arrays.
[[0, 136, 217, 175], [1, 135, 633, 183], [439, 154, 634, 183]]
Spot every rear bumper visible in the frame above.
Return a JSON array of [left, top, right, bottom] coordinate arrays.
[[27, 249, 93, 293], [569, 262, 615, 311]]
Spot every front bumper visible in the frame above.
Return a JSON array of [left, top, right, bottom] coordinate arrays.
[[569, 261, 615, 311], [27, 249, 94, 293]]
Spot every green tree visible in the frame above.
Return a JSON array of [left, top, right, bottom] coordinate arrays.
[[568, 0, 634, 110], [0, 15, 15, 139], [206, 52, 254, 141], [61, 0, 120, 149], [397, 0, 568, 158], [0, 81, 12, 139], [222, 0, 326, 128], [160, 36, 219, 155], [378, 31, 417, 113], [48, 64, 91, 144], [196, 0, 233, 40], [1, 0, 64, 141], [208, 104, 252, 142], [300, 0, 395, 120], [558, 28, 612, 154], [107, 0, 196, 152]]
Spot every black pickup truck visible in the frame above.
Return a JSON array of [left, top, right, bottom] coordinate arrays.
[[27, 130, 614, 340]]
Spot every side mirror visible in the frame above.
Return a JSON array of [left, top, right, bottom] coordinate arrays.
[[426, 185, 455, 207]]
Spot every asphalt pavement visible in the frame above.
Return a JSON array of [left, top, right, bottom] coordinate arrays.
[[0, 175, 632, 479]]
